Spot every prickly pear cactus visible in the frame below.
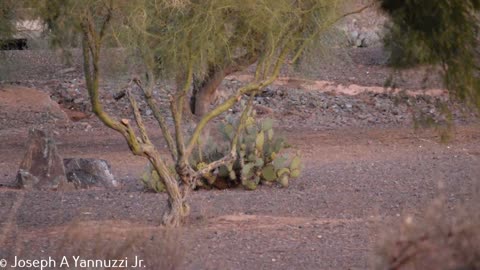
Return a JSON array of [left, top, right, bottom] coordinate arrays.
[[141, 163, 166, 192], [204, 107, 302, 190], [141, 108, 302, 192]]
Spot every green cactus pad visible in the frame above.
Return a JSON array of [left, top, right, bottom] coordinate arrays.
[[243, 180, 258, 190], [262, 118, 274, 131], [218, 165, 230, 177], [261, 165, 276, 181], [273, 138, 284, 153], [290, 168, 301, 178], [267, 128, 274, 141], [255, 157, 265, 167], [278, 174, 289, 188], [242, 163, 255, 176], [221, 124, 235, 140], [290, 156, 301, 171], [256, 131, 265, 152], [229, 170, 237, 180], [246, 116, 255, 127], [273, 157, 287, 170], [276, 167, 290, 177]]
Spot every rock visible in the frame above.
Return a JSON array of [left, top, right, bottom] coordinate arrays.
[[361, 31, 381, 47], [63, 158, 119, 189], [15, 129, 73, 190], [56, 67, 76, 75], [73, 98, 85, 104], [350, 30, 359, 41]]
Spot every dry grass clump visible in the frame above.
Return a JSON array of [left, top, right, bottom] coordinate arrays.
[[3, 219, 183, 270], [54, 221, 184, 270], [373, 193, 480, 270]]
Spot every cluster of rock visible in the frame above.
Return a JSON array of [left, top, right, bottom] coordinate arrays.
[[337, 8, 388, 48], [15, 128, 118, 191], [219, 78, 476, 130]]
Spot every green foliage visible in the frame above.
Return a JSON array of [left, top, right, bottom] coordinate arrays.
[[36, 0, 342, 78], [0, 0, 34, 40], [379, 0, 480, 109], [197, 108, 302, 190], [0, 0, 17, 38], [142, 109, 302, 192], [141, 163, 167, 193]]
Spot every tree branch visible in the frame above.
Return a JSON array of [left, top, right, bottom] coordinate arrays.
[[185, 45, 290, 157], [173, 61, 194, 161], [194, 91, 255, 178], [126, 87, 152, 145], [134, 77, 178, 161]]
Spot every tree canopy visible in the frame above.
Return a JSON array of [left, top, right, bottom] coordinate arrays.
[[36, 0, 346, 226]]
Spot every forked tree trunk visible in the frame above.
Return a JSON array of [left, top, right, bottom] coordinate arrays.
[[190, 67, 226, 117], [190, 51, 259, 116], [148, 154, 190, 227]]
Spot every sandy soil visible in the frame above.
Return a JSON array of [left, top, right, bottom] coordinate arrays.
[[1, 123, 479, 269], [0, 46, 479, 269]]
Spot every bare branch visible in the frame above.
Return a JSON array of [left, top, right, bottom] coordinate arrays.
[[126, 87, 152, 145], [133, 77, 178, 161], [194, 91, 256, 178], [173, 61, 194, 160], [99, 0, 113, 40]]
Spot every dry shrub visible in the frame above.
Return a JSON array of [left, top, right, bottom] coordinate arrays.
[[373, 193, 480, 270], [54, 221, 183, 270]]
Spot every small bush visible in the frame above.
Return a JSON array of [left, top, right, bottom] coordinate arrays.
[[373, 194, 480, 270]]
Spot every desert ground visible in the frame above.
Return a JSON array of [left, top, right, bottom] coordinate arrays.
[[0, 44, 479, 270]]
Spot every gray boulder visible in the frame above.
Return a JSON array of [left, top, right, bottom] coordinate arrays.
[[64, 158, 119, 189]]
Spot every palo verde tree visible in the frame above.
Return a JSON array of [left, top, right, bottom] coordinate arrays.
[[37, 0, 366, 227], [379, 0, 480, 110]]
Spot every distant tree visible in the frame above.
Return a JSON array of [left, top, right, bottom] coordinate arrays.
[[35, 0, 368, 226], [378, 0, 480, 109], [0, 0, 18, 39]]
